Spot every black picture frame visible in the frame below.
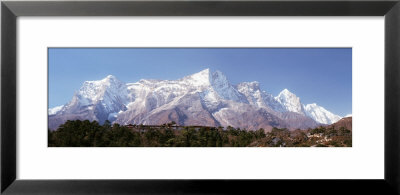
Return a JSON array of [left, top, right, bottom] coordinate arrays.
[[1, 0, 399, 194]]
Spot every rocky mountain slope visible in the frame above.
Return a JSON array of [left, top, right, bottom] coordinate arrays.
[[328, 116, 352, 130]]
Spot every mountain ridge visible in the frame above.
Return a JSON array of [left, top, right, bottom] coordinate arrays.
[[49, 69, 343, 131]]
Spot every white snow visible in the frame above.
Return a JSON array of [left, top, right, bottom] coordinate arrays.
[[237, 82, 285, 112], [48, 105, 64, 115], [212, 108, 233, 127], [181, 68, 211, 87], [303, 103, 342, 124], [209, 70, 246, 103], [275, 89, 304, 114], [74, 75, 129, 113]]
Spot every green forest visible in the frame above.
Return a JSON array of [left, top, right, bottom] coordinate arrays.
[[48, 120, 352, 147]]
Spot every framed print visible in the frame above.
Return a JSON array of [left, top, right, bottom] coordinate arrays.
[[47, 47, 351, 148], [2, 0, 400, 194]]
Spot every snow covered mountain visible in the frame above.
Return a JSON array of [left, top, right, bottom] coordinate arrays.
[[49, 69, 343, 130], [303, 103, 341, 124], [275, 89, 304, 114], [274, 89, 341, 124]]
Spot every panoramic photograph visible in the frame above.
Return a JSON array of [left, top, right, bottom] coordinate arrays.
[[48, 48, 352, 147]]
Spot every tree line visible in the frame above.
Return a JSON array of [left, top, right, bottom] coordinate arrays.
[[48, 120, 351, 147]]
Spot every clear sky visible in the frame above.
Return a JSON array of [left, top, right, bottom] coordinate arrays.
[[49, 48, 352, 116]]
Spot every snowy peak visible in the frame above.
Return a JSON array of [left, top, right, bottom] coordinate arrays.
[[303, 103, 342, 124], [237, 82, 263, 105], [89, 75, 122, 86], [66, 75, 130, 118], [278, 88, 295, 97], [104, 74, 117, 80], [81, 75, 120, 88], [182, 69, 231, 89], [275, 89, 304, 114], [209, 70, 246, 102], [101, 75, 123, 85], [78, 75, 125, 100], [196, 68, 210, 76], [237, 82, 287, 112], [183, 68, 211, 87], [183, 69, 245, 103]]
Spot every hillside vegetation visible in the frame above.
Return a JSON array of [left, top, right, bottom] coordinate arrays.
[[48, 119, 351, 147]]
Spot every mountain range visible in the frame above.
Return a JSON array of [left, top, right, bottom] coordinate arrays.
[[49, 69, 342, 131]]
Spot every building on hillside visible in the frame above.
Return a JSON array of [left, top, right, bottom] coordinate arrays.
[[125, 124, 135, 129]]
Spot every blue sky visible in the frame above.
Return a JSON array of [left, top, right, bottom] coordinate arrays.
[[49, 48, 352, 116]]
